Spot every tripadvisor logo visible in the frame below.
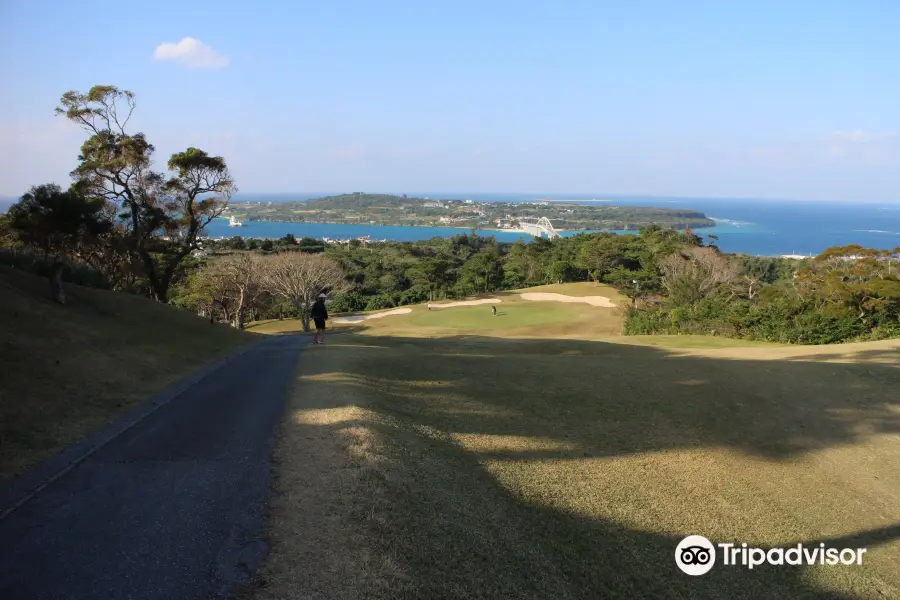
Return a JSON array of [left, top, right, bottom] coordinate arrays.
[[675, 536, 867, 576], [676, 536, 716, 575]]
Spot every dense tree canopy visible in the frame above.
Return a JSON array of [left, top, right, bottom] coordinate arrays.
[[7, 184, 112, 303]]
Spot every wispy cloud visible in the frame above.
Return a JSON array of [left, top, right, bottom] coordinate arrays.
[[381, 145, 437, 160], [827, 130, 896, 144], [328, 144, 365, 160], [709, 131, 900, 169], [153, 37, 229, 69], [823, 130, 900, 165]]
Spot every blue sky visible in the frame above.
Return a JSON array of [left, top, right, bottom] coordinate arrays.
[[1, 0, 899, 201]]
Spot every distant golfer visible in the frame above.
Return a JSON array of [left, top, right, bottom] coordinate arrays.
[[427, 302, 432, 311], [491, 305, 497, 316], [310, 293, 328, 344]]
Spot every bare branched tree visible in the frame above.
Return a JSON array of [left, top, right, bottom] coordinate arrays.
[[744, 274, 760, 300], [659, 246, 740, 305], [214, 253, 268, 329], [261, 252, 351, 331]]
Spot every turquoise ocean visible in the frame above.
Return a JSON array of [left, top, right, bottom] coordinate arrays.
[[4, 193, 900, 257], [204, 193, 900, 257]]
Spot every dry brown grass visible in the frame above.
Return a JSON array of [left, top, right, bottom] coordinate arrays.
[[252, 366, 409, 599], [0, 266, 256, 481], [255, 331, 900, 599]]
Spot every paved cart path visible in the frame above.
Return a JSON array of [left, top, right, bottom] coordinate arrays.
[[0, 334, 306, 600]]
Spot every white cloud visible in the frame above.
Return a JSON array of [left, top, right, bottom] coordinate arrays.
[[153, 37, 229, 69]]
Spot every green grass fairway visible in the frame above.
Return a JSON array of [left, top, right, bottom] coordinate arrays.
[[0, 266, 257, 481], [251, 283, 621, 340], [249, 283, 772, 350], [414, 302, 567, 325], [252, 285, 900, 599]]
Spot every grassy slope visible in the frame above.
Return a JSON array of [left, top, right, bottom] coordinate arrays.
[[253, 284, 900, 599], [0, 266, 257, 481]]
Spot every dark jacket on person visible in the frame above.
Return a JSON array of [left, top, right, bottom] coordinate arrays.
[[310, 300, 328, 320]]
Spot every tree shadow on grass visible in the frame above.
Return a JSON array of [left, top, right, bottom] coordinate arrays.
[[779, 347, 900, 368], [333, 336, 900, 462], [281, 335, 900, 599]]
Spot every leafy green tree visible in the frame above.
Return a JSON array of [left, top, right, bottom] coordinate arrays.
[[56, 85, 235, 302], [548, 260, 576, 284], [7, 183, 112, 303], [458, 251, 502, 294], [296, 237, 325, 253], [328, 291, 367, 313], [407, 256, 454, 300], [0, 213, 21, 249], [576, 234, 638, 281], [503, 239, 551, 286], [794, 246, 900, 329], [679, 228, 704, 247], [170, 265, 232, 324], [738, 256, 798, 285], [365, 294, 395, 311]]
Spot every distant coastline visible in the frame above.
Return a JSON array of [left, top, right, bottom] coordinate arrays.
[[203, 196, 900, 257], [225, 193, 715, 232], [6, 193, 899, 256], [213, 216, 603, 237]]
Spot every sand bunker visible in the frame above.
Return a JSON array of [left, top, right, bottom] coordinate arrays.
[[332, 307, 412, 323], [519, 293, 617, 307], [428, 298, 502, 309]]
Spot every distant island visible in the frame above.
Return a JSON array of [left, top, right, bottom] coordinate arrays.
[[224, 193, 715, 232]]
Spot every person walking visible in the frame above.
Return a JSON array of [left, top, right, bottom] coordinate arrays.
[[310, 293, 328, 344], [491, 305, 497, 316]]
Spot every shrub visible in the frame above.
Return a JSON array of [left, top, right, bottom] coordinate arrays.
[[0, 248, 110, 289], [787, 311, 866, 345], [399, 286, 429, 305], [365, 294, 395, 311], [624, 307, 671, 335], [329, 291, 367, 313]]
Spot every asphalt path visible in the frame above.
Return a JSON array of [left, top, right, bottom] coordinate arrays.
[[0, 334, 306, 600]]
